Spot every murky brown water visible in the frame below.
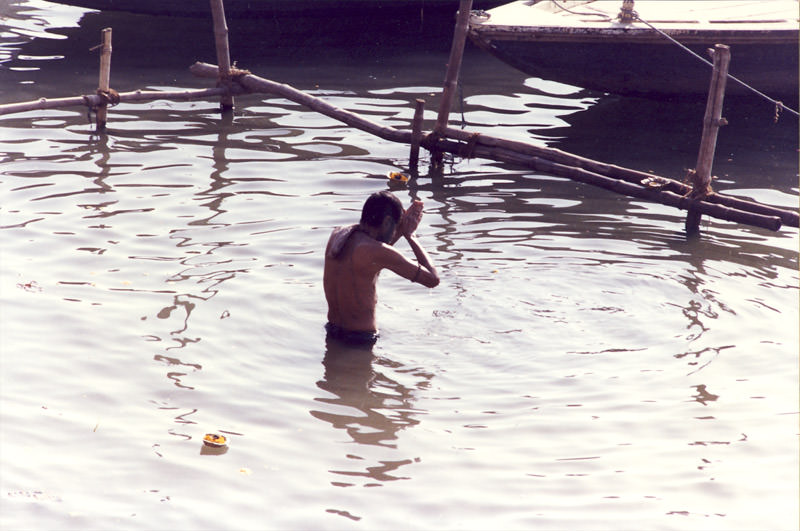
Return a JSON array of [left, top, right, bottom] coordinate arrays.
[[1, 1, 798, 529]]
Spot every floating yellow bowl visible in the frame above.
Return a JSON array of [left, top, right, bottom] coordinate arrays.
[[203, 433, 227, 447], [387, 171, 409, 183]]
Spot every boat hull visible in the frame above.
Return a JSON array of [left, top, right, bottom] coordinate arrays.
[[468, 1, 799, 99], [474, 36, 797, 98], [47, 0, 507, 17]]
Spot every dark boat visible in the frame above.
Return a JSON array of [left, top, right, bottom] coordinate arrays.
[[44, 0, 508, 18], [468, 0, 799, 99]]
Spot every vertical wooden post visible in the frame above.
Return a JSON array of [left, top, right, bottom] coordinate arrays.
[[431, 0, 473, 169], [209, 0, 234, 112], [686, 44, 730, 236], [96, 27, 112, 132], [409, 98, 426, 172]]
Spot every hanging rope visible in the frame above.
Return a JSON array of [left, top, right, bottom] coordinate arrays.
[[458, 79, 466, 129], [550, 0, 612, 19]]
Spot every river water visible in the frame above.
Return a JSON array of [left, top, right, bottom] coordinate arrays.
[[1, 1, 798, 529]]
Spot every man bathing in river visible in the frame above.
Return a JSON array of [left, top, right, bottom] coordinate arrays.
[[324, 191, 439, 346]]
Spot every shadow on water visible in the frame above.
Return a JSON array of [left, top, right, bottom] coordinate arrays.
[[311, 336, 431, 484]]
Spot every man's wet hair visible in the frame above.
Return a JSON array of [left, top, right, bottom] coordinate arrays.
[[360, 191, 403, 227]]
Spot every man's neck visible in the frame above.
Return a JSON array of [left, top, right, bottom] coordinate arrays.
[[357, 223, 382, 241]]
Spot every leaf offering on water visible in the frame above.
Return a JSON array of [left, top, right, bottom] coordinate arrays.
[[203, 433, 227, 447]]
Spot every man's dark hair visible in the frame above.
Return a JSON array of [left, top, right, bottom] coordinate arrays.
[[360, 191, 403, 227]]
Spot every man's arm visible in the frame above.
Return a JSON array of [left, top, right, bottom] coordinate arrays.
[[402, 200, 438, 287], [382, 200, 438, 287], [403, 233, 439, 288], [377, 242, 439, 288]]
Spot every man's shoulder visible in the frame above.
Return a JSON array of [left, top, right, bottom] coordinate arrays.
[[354, 238, 402, 267]]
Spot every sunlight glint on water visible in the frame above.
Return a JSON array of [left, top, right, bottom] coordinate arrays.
[[1, 1, 798, 529]]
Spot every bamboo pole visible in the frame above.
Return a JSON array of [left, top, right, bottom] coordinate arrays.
[[209, 0, 234, 111], [409, 98, 425, 171], [0, 61, 792, 233], [423, 135, 782, 231], [191, 62, 412, 143], [189, 62, 795, 231], [0, 87, 241, 116], [10, 57, 792, 227], [431, 0, 473, 169], [95, 28, 112, 131], [687, 44, 730, 235], [442, 126, 798, 227]]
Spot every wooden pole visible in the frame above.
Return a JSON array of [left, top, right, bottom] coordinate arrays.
[[686, 44, 730, 236], [191, 62, 411, 142], [442, 126, 797, 226], [409, 98, 425, 171], [427, 137, 782, 231], [95, 28, 112, 132], [189, 62, 796, 231], [0, 86, 243, 116], [8, 55, 794, 227], [1, 60, 792, 233], [431, 0, 473, 169], [209, 0, 234, 111]]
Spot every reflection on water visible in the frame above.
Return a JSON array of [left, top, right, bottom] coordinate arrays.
[[1, 1, 797, 529], [312, 337, 431, 486]]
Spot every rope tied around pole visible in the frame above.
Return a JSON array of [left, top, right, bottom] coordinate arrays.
[[81, 88, 119, 126], [460, 132, 482, 159], [683, 169, 714, 200], [81, 88, 120, 111], [215, 65, 252, 98], [95, 88, 120, 106], [219, 65, 252, 82]]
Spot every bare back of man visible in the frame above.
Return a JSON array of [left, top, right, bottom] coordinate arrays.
[[324, 225, 384, 332], [324, 195, 439, 337]]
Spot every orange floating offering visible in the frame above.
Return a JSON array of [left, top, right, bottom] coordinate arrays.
[[203, 433, 227, 447], [387, 171, 409, 184]]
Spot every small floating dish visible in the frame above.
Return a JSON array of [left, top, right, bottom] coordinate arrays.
[[203, 433, 227, 448], [387, 171, 409, 184], [641, 177, 667, 189]]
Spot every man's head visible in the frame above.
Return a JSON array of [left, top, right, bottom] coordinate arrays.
[[361, 191, 403, 243]]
